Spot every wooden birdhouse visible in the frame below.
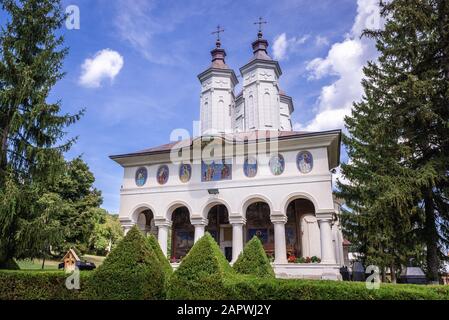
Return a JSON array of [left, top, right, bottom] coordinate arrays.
[[61, 249, 80, 272]]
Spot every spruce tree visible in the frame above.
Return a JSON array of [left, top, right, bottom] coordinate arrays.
[[339, 0, 449, 283], [0, 0, 82, 265]]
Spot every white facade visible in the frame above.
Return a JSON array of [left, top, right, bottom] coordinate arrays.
[[111, 32, 344, 280]]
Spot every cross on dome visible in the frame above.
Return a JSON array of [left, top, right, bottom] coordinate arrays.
[[211, 25, 225, 48], [253, 17, 267, 38]]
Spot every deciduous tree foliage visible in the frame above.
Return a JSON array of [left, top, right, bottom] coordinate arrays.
[[338, 0, 449, 282]]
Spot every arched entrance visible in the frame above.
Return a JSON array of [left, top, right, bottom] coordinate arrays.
[[285, 199, 320, 260], [245, 202, 274, 259], [171, 207, 194, 262], [136, 209, 157, 237], [206, 205, 232, 261]]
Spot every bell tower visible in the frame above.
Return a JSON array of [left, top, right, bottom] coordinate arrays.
[[198, 26, 238, 136], [239, 18, 285, 131]]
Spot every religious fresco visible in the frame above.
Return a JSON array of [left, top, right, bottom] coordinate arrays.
[[135, 167, 148, 187], [201, 159, 232, 182], [244, 156, 258, 178], [157, 165, 169, 185], [248, 228, 268, 244], [246, 202, 274, 256], [179, 163, 192, 183], [269, 154, 285, 176], [297, 151, 313, 174], [171, 207, 194, 260]]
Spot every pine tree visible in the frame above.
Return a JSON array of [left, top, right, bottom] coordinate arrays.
[[0, 0, 83, 265], [339, 0, 449, 283]]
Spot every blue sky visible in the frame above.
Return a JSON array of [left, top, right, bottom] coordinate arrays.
[[1, 0, 380, 213]]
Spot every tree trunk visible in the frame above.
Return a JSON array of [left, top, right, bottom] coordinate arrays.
[[390, 264, 397, 284], [41, 256, 46, 270], [424, 191, 440, 284], [0, 121, 10, 183]]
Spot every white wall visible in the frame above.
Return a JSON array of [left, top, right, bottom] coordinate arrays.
[[119, 147, 334, 222]]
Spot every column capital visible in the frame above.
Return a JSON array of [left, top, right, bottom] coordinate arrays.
[[316, 212, 335, 222], [154, 218, 172, 228], [119, 218, 135, 229], [271, 214, 287, 224], [190, 216, 209, 226], [229, 215, 246, 225]]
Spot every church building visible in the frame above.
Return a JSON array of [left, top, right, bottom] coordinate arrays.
[[110, 25, 344, 280]]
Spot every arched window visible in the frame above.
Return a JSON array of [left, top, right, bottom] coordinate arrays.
[[203, 101, 209, 131], [263, 92, 272, 126], [218, 100, 224, 130], [248, 95, 255, 129]]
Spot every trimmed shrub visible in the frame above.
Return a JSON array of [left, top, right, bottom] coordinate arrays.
[[233, 236, 275, 278], [147, 234, 172, 277], [85, 226, 166, 300], [0, 270, 90, 300], [167, 232, 234, 300], [0, 258, 20, 270], [225, 276, 449, 300]]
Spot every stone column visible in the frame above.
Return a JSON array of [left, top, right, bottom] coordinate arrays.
[[120, 218, 134, 236], [190, 217, 208, 243], [271, 214, 288, 264], [318, 214, 337, 264], [229, 216, 246, 263], [154, 219, 172, 258]]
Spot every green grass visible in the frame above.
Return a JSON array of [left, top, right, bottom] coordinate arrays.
[[17, 259, 59, 270], [16, 255, 106, 271]]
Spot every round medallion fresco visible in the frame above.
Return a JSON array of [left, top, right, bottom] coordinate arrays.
[[179, 163, 192, 183], [269, 154, 285, 176], [156, 165, 169, 185], [297, 151, 313, 174], [135, 167, 148, 187], [244, 157, 258, 178]]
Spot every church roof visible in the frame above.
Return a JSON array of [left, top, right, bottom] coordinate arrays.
[[110, 130, 340, 159]]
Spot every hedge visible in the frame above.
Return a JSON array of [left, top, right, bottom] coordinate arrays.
[[1, 269, 449, 300], [147, 234, 172, 278], [233, 236, 275, 279], [167, 232, 235, 300], [85, 226, 166, 300], [225, 276, 449, 300], [0, 270, 90, 300]]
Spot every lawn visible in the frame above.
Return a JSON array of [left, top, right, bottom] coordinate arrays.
[[16, 255, 106, 271]]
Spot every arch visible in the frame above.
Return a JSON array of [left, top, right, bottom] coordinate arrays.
[[281, 192, 319, 216], [130, 203, 157, 223], [201, 198, 232, 219], [165, 200, 193, 221], [240, 194, 274, 218]]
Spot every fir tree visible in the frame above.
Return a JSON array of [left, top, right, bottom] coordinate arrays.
[[339, 0, 449, 283], [0, 0, 83, 265]]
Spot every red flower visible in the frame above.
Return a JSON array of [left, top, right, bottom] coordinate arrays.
[[288, 255, 297, 263]]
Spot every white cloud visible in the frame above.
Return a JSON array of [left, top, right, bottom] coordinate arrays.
[[79, 49, 124, 88], [297, 0, 381, 132], [273, 33, 310, 60], [273, 33, 288, 60], [315, 35, 329, 47]]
